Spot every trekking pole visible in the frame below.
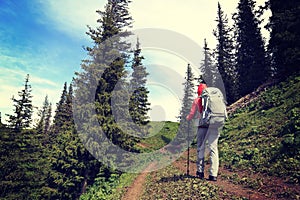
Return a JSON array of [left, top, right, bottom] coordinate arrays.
[[187, 120, 190, 176]]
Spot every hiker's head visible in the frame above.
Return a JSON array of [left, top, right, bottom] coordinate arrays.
[[197, 83, 207, 96]]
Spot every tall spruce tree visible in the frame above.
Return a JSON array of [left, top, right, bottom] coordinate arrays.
[[36, 95, 52, 143], [74, 0, 137, 152], [44, 102, 52, 136], [129, 38, 150, 129], [199, 39, 220, 88], [65, 83, 74, 128], [178, 64, 195, 144], [7, 74, 33, 131], [47, 127, 101, 200], [234, 0, 269, 98], [51, 82, 74, 134], [52, 82, 68, 134], [179, 64, 195, 121], [47, 82, 100, 199], [72, 0, 138, 187], [267, 0, 300, 78], [214, 2, 238, 104]]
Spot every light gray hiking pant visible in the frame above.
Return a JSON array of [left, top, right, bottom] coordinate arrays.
[[196, 127, 221, 177]]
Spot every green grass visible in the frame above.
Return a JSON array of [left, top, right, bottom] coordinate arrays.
[[140, 155, 248, 200], [80, 172, 139, 200], [80, 121, 180, 200], [141, 164, 222, 200], [104, 173, 139, 200], [219, 75, 300, 184], [135, 121, 179, 152]]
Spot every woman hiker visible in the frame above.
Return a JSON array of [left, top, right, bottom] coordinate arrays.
[[186, 83, 223, 181]]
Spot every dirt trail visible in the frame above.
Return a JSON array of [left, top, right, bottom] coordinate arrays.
[[122, 148, 299, 200], [173, 160, 271, 200], [122, 163, 156, 200], [173, 149, 300, 200]]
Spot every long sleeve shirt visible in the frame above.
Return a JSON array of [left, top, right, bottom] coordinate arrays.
[[187, 97, 203, 120]]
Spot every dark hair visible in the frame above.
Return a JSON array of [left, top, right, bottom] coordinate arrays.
[[197, 75, 207, 84]]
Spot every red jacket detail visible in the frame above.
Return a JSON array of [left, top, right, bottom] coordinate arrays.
[[187, 83, 207, 120]]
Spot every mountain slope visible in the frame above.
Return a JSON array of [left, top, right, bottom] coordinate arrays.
[[137, 75, 300, 200], [219, 75, 300, 184], [82, 75, 300, 199]]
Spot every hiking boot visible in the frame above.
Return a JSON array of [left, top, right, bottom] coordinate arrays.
[[196, 171, 204, 179], [208, 175, 217, 181]]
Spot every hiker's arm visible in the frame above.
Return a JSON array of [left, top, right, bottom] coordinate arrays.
[[187, 98, 201, 120]]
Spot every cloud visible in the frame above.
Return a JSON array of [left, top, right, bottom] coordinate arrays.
[[130, 0, 221, 48], [143, 53, 196, 122], [130, 0, 270, 49], [147, 84, 182, 122], [0, 46, 68, 85], [30, 0, 270, 50], [37, 0, 106, 40], [33, 0, 235, 46]]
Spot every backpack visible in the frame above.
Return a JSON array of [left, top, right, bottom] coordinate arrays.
[[199, 87, 227, 127]]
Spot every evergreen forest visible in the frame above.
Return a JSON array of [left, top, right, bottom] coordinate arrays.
[[0, 0, 299, 199]]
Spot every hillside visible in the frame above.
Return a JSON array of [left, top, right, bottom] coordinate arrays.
[[2, 75, 297, 199], [220, 75, 300, 183], [97, 75, 300, 200]]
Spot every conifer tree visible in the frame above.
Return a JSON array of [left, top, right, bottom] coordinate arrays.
[[44, 102, 52, 135], [0, 123, 51, 199], [267, 0, 300, 78], [65, 83, 74, 128], [234, 0, 269, 98], [74, 0, 137, 152], [214, 2, 238, 104], [178, 64, 195, 145], [52, 82, 68, 134], [129, 38, 150, 129], [200, 39, 219, 88], [179, 64, 195, 121], [1, 76, 52, 199], [47, 127, 101, 200], [7, 74, 33, 131], [47, 82, 100, 199], [36, 95, 52, 136], [71, 0, 136, 194], [51, 82, 74, 135]]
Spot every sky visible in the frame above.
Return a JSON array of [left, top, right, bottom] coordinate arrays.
[[0, 0, 270, 123]]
